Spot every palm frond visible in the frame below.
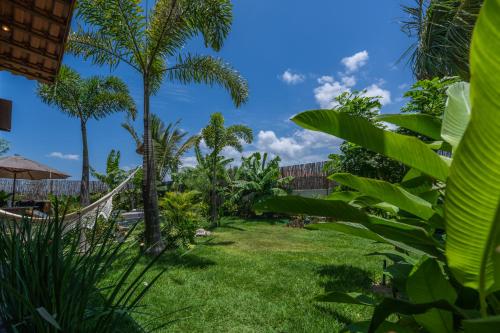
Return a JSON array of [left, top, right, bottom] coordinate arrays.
[[165, 54, 249, 107]]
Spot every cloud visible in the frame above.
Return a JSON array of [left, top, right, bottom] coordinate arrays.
[[48, 152, 79, 161], [280, 69, 305, 85], [341, 50, 369, 73], [398, 83, 410, 90], [256, 129, 341, 165], [313, 76, 351, 109], [362, 83, 392, 105], [180, 156, 198, 168], [341, 75, 356, 87]]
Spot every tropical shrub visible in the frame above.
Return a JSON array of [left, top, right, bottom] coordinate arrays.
[[0, 204, 165, 332], [159, 191, 206, 248], [257, 2, 500, 331], [230, 152, 292, 216]]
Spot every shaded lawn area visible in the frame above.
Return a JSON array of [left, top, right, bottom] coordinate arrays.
[[110, 218, 388, 332]]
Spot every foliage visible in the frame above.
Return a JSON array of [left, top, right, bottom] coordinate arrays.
[[195, 112, 253, 225], [159, 191, 206, 248], [69, 0, 249, 254], [122, 114, 197, 182], [0, 138, 8, 156], [322, 91, 406, 184], [92, 150, 142, 211], [230, 152, 292, 216], [257, 2, 500, 330], [400, 0, 482, 80], [0, 204, 166, 332], [37, 66, 135, 206]]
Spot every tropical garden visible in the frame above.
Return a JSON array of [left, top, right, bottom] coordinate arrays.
[[0, 0, 499, 332]]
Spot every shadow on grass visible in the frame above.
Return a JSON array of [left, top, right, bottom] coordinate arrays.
[[203, 240, 236, 246], [316, 264, 373, 293], [154, 252, 216, 269], [313, 304, 352, 324]]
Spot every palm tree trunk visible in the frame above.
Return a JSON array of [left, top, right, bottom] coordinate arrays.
[[210, 155, 218, 226], [80, 119, 90, 206], [142, 77, 164, 255]]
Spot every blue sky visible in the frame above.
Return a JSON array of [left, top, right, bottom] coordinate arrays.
[[0, 0, 415, 179]]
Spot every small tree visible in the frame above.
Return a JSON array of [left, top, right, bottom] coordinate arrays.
[[37, 66, 135, 206], [195, 112, 253, 226]]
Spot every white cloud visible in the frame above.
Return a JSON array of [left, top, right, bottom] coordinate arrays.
[[181, 156, 198, 168], [341, 50, 369, 73], [362, 83, 392, 105], [48, 152, 79, 161], [255, 129, 341, 165], [341, 75, 356, 87], [398, 83, 410, 90], [314, 76, 350, 109], [280, 69, 305, 85]]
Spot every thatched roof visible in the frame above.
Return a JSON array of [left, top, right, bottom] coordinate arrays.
[[0, 0, 76, 83]]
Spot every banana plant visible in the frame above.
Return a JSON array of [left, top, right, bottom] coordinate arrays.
[[256, 1, 500, 331]]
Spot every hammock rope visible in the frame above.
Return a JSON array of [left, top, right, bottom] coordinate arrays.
[[0, 167, 141, 230]]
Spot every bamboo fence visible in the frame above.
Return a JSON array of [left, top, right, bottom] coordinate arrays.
[[280, 161, 335, 191]]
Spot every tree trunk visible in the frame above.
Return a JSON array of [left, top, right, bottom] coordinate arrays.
[[80, 119, 90, 206], [210, 155, 218, 226], [142, 77, 164, 255]]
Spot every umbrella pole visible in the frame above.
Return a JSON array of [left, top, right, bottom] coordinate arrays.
[[11, 173, 16, 207]]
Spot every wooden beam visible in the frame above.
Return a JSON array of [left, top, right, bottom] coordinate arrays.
[[0, 37, 59, 61], [0, 54, 55, 78], [9, 0, 67, 27], [0, 17, 61, 43]]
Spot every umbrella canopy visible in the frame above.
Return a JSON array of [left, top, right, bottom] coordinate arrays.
[[0, 156, 70, 206], [0, 156, 70, 180]]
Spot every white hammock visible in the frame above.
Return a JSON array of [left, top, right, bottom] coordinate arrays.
[[0, 167, 141, 231]]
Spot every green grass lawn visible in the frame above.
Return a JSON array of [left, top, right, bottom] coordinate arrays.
[[112, 218, 389, 332]]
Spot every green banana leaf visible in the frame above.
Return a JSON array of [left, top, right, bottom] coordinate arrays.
[[444, 0, 500, 294], [376, 113, 442, 141], [463, 316, 500, 333], [441, 82, 471, 150], [291, 110, 449, 181], [406, 257, 457, 333], [330, 173, 437, 220]]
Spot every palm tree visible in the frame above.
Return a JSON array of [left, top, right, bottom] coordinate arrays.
[[196, 112, 253, 226], [122, 114, 197, 181], [400, 0, 482, 80], [68, 0, 249, 254], [37, 66, 135, 206]]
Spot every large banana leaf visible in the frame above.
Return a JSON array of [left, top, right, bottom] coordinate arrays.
[[444, 0, 500, 294], [441, 82, 471, 150], [330, 173, 437, 220], [292, 111, 449, 181], [376, 113, 442, 141], [406, 257, 457, 333]]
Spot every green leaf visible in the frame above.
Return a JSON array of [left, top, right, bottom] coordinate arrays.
[[36, 307, 62, 330], [315, 291, 376, 306], [326, 191, 362, 202], [291, 110, 449, 181], [444, 0, 500, 294], [463, 316, 500, 333], [406, 257, 457, 333], [331, 173, 437, 220], [376, 113, 442, 141], [441, 82, 471, 150], [368, 298, 466, 333]]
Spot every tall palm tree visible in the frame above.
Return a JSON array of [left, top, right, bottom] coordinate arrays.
[[196, 112, 252, 226], [122, 114, 197, 181], [68, 0, 249, 254], [37, 66, 135, 206], [400, 0, 482, 80]]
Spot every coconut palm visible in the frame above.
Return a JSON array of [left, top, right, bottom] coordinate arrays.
[[122, 114, 197, 181], [68, 0, 249, 254], [196, 112, 252, 226], [37, 66, 135, 206], [400, 0, 482, 80]]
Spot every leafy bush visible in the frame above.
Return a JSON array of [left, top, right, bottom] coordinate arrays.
[[159, 191, 206, 248], [257, 2, 500, 331], [230, 152, 292, 216], [0, 203, 165, 332]]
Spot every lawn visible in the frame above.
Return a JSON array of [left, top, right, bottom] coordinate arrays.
[[111, 218, 389, 332]]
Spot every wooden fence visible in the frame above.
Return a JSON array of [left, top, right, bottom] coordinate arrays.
[[0, 179, 109, 200], [280, 161, 335, 191]]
